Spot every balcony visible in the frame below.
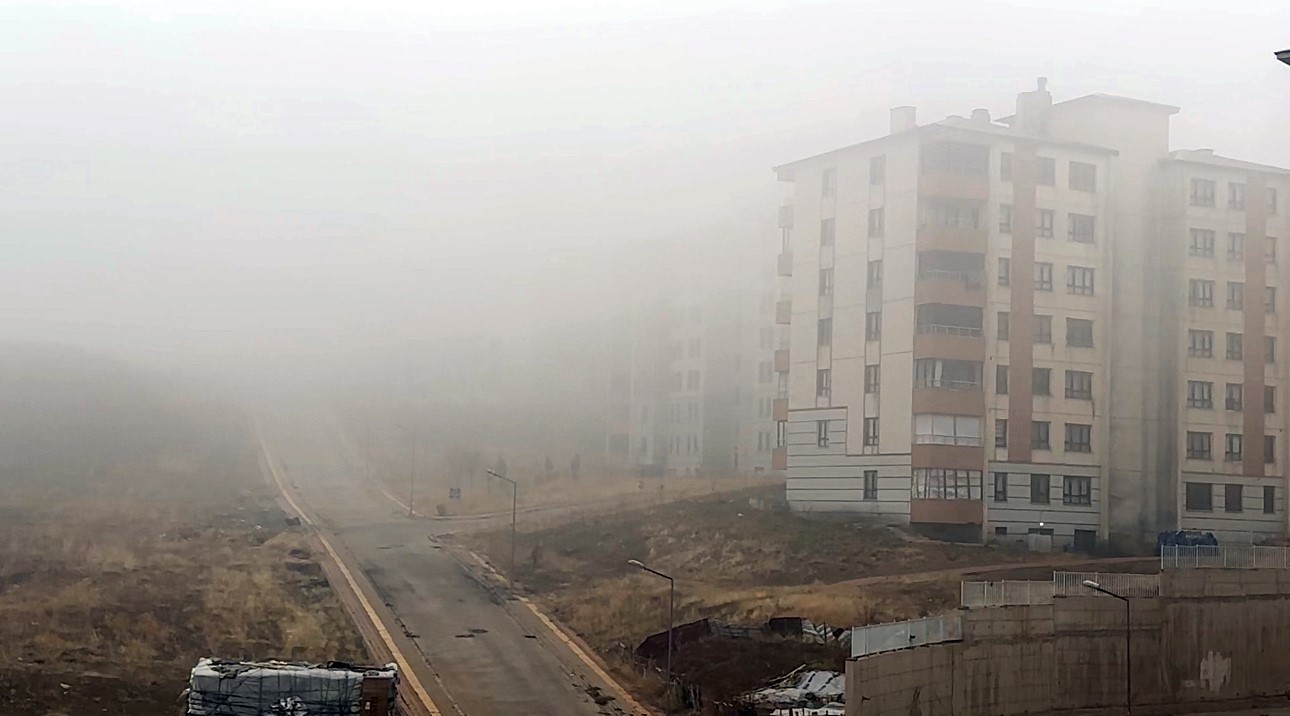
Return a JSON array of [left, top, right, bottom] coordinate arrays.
[[777, 251, 793, 277], [775, 299, 792, 325], [916, 223, 988, 253], [913, 387, 985, 415], [915, 268, 986, 307], [771, 447, 788, 470], [778, 204, 794, 229], [919, 170, 990, 202], [910, 499, 984, 525], [911, 444, 985, 471], [772, 398, 788, 421], [914, 325, 986, 362], [774, 349, 790, 373]]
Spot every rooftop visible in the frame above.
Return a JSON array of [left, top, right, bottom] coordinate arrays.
[[1168, 149, 1290, 176]]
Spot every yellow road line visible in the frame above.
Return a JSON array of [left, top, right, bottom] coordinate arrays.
[[257, 430, 443, 716]]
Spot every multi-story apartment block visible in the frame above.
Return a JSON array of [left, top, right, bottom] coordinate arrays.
[[773, 79, 1289, 548], [606, 231, 783, 476]]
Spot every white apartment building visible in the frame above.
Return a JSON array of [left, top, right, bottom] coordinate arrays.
[[773, 79, 1289, 548]]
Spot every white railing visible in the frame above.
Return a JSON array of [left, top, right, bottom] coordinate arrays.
[[914, 378, 982, 391], [850, 613, 962, 658], [918, 324, 984, 338], [1054, 571, 1161, 597], [961, 580, 1054, 607], [919, 269, 985, 287], [1161, 544, 1290, 569]]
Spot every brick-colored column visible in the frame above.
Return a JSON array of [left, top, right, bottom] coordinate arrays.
[[1008, 143, 1038, 461], [1244, 173, 1269, 476]]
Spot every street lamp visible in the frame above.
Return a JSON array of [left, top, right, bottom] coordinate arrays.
[[1083, 579, 1132, 715], [628, 559, 675, 687], [393, 423, 415, 517], [486, 469, 517, 589]]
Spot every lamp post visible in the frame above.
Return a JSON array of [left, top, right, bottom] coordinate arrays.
[[393, 423, 415, 517], [486, 469, 517, 588], [1083, 579, 1131, 714], [628, 559, 675, 687]]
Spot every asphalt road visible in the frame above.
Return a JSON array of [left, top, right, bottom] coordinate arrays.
[[257, 405, 633, 716]]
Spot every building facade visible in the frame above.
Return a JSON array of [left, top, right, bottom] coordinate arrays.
[[774, 79, 1290, 547]]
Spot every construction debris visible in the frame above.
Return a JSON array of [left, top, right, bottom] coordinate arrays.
[[745, 668, 844, 713], [184, 658, 397, 716]]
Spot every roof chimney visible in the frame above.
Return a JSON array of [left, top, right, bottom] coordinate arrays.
[[971, 108, 991, 125], [890, 106, 917, 135]]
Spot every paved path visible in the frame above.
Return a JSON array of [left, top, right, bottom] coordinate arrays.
[[257, 404, 639, 716]]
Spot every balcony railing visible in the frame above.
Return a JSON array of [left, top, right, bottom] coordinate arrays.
[[915, 378, 982, 391], [917, 323, 984, 337], [918, 269, 984, 288]]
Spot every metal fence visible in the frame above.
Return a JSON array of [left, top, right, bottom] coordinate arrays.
[[1161, 544, 1290, 569], [850, 613, 962, 658], [961, 580, 1054, 607], [1053, 571, 1161, 597]]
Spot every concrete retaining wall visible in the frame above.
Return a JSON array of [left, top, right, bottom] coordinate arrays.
[[847, 569, 1290, 715]]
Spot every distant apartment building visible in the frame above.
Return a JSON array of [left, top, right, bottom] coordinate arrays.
[[773, 79, 1289, 548], [605, 234, 783, 475]]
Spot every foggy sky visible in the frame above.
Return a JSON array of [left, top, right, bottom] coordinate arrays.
[[4, 0, 1289, 375]]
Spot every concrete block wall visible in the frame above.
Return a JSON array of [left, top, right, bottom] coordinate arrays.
[[847, 573, 1290, 716]]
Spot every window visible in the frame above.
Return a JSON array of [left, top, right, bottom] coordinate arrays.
[[1069, 162, 1096, 192], [1229, 182, 1246, 209], [998, 257, 1010, 286], [869, 156, 886, 185], [1034, 314, 1052, 343], [1187, 380, 1213, 409], [816, 420, 830, 447], [1068, 214, 1095, 243], [863, 470, 878, 500], [998, 311, 1010, 340], [820, 218, 835, 246], [1270, 187, 1280, 214], [1038, 157, 1055, 186], [911, 468, 982, 500], [1000, 152, 1012, 181], [1225, 484, 1244, 513], [993, 472, 1008, 501], [999, 204, 1013, 233], [816, 269, 834, 299], [865, 311, 882, 340], [1268, 336, 1277, 363], [822, 168, 837, 197], [1185, 482, 1212, 511], [864, 364, 880, 394], [1032, 368, 1051, 396], [817, 318, 833, 346], [1266, 386, 1276, 414], [1225, 433, 1244, 462], [1037, 209, 1055, 238], [1189, 279, 1215, 307], [688, 338, 701, 357], [1189, 229, 1216, 257], [1267, 286, 1277, 313], [1265, 434, 1276, 464], [1065, 423, 1092, 453], [996, 364, 1009, 394], [1188, 330, 1214, 357], [759, 327, 773, 349], [1030, 474, 1051, 504], [1268, 237, 1278, 263], [776, 421, 786, 448], [913, 358, 982, 390], [995, 419, 1007, 448], [1067, 318, 1094, 348], [868, 208, 884, 238], [1265, 486, 1276, 514], [867, 260, 883, 287], [863, 417, 879, 446], [1190, 178, 1215, 207], [1228, 232, 1245, 261], [1063, 476, 1092, 505], [1225, 383, 1243, 411], [816, 369, 831, 399], [1186, 431, 1212, 460], [1031, 421, 1051, 450], [1067, 265, 1095, 295], [1227, 281, 1244, 310], [1065, 370, 1093, 400], [1034, 262, 1053, 291], [1227, 332, 1243, 360], [758, 362, 773, 382], [686, 370, 701, 391], [914, 415, 982, 446]]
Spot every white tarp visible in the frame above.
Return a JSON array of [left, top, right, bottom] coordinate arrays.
[[186, 658, 396, 716]]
